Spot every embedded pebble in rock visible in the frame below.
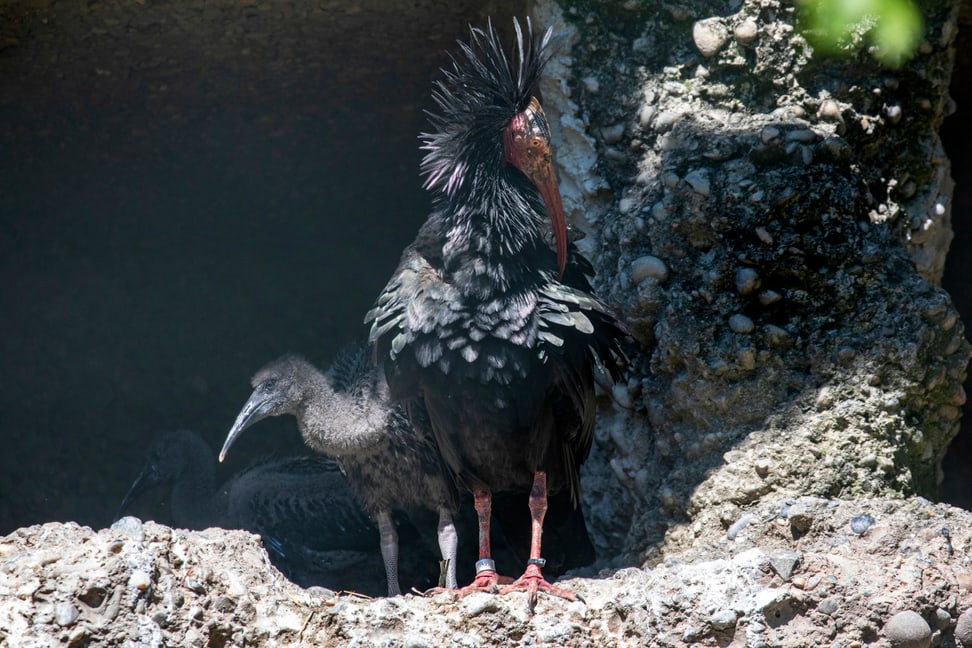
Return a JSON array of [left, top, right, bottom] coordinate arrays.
[[601, 122, 626, 144], [768, 551, 800, 580], [631, 255, 669, 282], [735, 267, 761, 295], [111, 516, 145, 541], [734, 19, 758, 46], [692, 18, 729, 57], [760, 126, 780, 143], [850, 513, 875, 534], [729, 313, 755, 334], [818, 99, 843, 121], [955, 609, 972, 646], [885, 104, 903, 124], [884, 611, 932, 648], [639, 104, 656, 129], [726, 513, 755, 540], [759, 290, 782, 305], [128, 570, 152, 591], [684, 168, 711, 196], [654, 110, 682, 132], [755, 226, 773, 244], [818, 598, 839, 615], [709, 609, 738, 630], [754, 458, 771, 477], [54, 602, 80, 627], [786, 128, 817, 144], [765, 324, 792, 347], [461, 592, 501, 617], [787, 503, 813, 533]]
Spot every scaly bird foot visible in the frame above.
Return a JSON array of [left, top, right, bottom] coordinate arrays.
[[498, 564, 583, 611], [425, 569, 514, 598]]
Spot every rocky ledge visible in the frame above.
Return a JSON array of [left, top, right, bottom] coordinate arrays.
[[3, 496, 972, 647]]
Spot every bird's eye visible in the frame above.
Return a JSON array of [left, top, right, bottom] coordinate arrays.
[[262, 378, 277, 391]]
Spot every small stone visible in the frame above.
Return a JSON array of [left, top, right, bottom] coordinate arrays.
[[110, 516, 144, 541], [786, 128, 817, 143], [619, 196, 638, 213], [755, 226, 773, 244], [850, 513, 875, 534], [582, 76, 599, 94], [884, 610, 931, 648], [764, 324, 791, 348], [787, 503, 813, 533], [710, 609, 738, 630], [601, 122, 626, 144], [638, 104, 656, 129], [727, 513, 755, 540], [631, 255, 669, 282], [734, 19, 758, 46], [735, 268, 761, 295], [462, 592, 500, 617], [214, 596, 236, 613], [760, 126, 780, 143], [693, 18, 729, 57], [758, 290, 782, 305], [684, 168, 711, 196], [817, 99, 842, 121], [885, 104, 902, 124], [129, 570, 151, 591], [754, 588, 788, 612], [54, 602, 80, 627], [729, 314, 755, 334], [818, 598, 839, 616], [737, 348, 756, 370], [955, 609, 972, 646], [934, 608, 951, 629], [654, 111, 682, 132], [754, 458, 771, 477], [768, 551, 800, 580]]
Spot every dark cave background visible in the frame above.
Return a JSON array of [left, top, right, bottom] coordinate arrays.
[[0, 0, 969, 535]]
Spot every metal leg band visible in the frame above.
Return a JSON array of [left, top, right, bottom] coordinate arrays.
[[475, 559, 496, 574]]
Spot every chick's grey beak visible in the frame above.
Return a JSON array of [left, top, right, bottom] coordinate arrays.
[[219, 390, 274, 462], [115, 470, 151, 523]]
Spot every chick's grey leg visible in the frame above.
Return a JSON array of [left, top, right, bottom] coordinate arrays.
[[437, 506, 458, 589], [376, 510, 400, 596]]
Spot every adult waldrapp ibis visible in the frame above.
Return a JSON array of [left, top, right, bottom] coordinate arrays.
[[366, 18, 627, 608], [219, 343, 461, 597]]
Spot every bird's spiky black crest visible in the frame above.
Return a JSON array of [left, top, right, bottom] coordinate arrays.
[[421, 17, 554, 197]]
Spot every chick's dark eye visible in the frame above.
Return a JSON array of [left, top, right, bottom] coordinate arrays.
[[261, 378, 277, 391]]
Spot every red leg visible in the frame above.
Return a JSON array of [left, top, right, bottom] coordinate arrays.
[[499, 471, 581, 609], [428, 488, 512, 596], [452, 488, 513, 595]]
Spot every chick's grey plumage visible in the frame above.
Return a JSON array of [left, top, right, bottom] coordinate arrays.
[[117, 429, 382, 589], [221, 343, 459, 596]]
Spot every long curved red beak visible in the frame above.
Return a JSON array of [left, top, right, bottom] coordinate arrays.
[[503, 97, 567, 278]]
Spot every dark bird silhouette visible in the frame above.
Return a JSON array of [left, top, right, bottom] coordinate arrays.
[[219, 344, 460, 597], [365, 19, 627, 609], [116, 429, 402, 592]]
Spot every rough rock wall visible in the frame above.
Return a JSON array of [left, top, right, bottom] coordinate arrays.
[[532, 0, 969, 567]]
